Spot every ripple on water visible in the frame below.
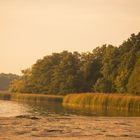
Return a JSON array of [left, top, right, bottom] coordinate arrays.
[[0, 100, 30, 117]]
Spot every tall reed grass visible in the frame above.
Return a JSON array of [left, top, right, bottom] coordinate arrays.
[[0, 93, 63, 103], [63, 93, 140, 111]]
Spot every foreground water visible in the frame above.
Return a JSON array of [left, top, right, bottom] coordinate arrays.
[[0, 100, 140, 117]]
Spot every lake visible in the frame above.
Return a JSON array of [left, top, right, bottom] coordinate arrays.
[[0, 100, 140, 117]]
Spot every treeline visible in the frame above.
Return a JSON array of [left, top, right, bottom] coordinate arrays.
[[10, 33, 140, 95], [0, 73, 19, 90]]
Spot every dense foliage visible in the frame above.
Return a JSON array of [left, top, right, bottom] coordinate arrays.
[[0, 73, 19, 90], [10, 33, 140, 95]]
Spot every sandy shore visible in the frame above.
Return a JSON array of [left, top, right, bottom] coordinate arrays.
[[0, 116, 140, 140]]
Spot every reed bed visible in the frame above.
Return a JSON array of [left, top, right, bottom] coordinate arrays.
[[63, 93, 140, 111], [0, 93, 63, 103]]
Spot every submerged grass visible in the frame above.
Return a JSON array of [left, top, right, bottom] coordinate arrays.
[[0, 92, 63, 103], [63, 93, 140, 111]]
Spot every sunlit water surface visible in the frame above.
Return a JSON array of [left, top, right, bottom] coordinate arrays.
[[0, 100, 29, 117], [0, 100, 140, 117]]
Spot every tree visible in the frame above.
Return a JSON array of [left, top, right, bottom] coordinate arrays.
[[115, 33, 140, 93], [10, 32, 140, 95], [127, 57, 140, 95], [48, 51, 85, 94], [93, 78, 112, 93]]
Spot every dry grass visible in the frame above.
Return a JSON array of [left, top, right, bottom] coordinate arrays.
[[0, 92, 63, 103], [63, 93, 140, 111]]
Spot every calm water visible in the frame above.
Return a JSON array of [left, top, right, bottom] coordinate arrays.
[[0, 100, 140, 117]]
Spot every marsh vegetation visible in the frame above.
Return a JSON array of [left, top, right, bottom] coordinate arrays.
[[0, 92, 63, 103], [0, 92, 140, 116], [63, 93, 140, 112]]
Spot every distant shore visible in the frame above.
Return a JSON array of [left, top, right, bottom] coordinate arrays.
[[0, 116, 140, 140]]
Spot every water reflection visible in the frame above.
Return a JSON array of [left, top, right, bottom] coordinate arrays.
[[20, 101, 140, 117], [0, 100, 29, 117], [0, 100, 140, 117]]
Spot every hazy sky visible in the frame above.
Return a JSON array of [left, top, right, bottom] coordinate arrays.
[[0, 0, 140, 74]]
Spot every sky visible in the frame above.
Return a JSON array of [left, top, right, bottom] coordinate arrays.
[[0, 0, 140, 74]]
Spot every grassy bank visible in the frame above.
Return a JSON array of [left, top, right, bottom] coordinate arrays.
[[0, 92, 63, 103], [1, 92, 140, 112], [63, 93, 140, 111]]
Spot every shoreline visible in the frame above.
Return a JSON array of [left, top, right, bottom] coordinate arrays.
[[0, 116, 140, 140], [0, 92, 140, 113]]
